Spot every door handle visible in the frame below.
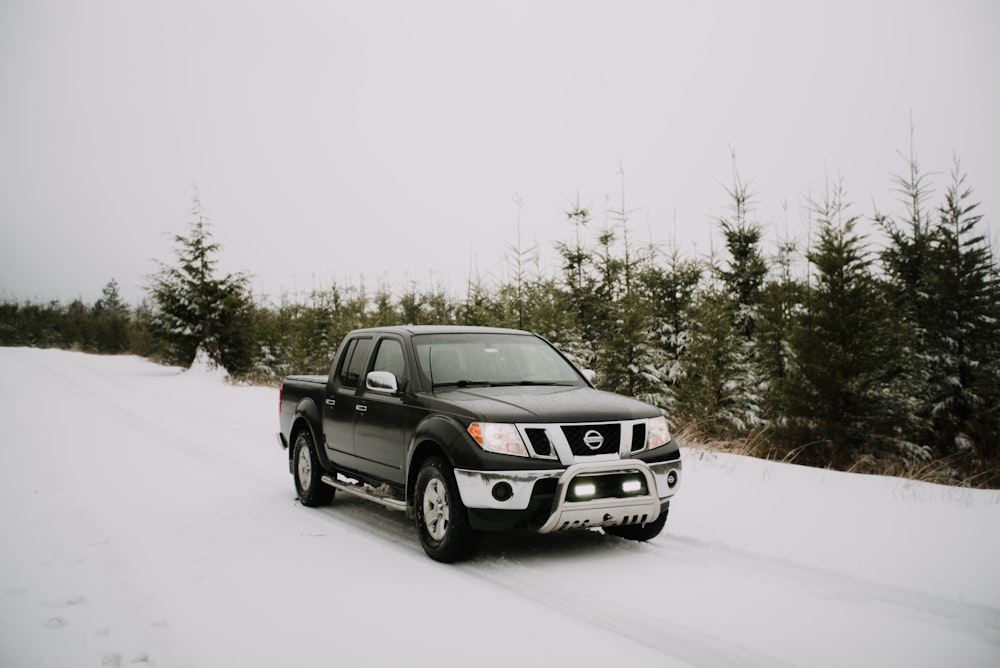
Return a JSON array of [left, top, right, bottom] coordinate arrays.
[[325, 399, 336, 407], [355, 404, 368, 413]]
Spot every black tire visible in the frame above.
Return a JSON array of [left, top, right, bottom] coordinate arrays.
[[414, 457, 480, 563], [293, 431, 335, 507], [603, 503, 668, 542]]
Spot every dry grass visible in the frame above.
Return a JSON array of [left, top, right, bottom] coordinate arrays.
[[675, 423, 1000, 489]]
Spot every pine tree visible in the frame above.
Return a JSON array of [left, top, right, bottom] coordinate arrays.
[[672, 162, 768, 434], [369, 281, 399, 327], [593, 168, 657, 398], [147, 193, 253, 372], [674, 255, 764, 434], [519, 276, 591, 369], [718, 161, 768, 338], [875, 140, 938, 442], [500, 195, 537, 330], [877, 139, 937, 331], [92, 279, 131, 353], [756, 235, 807, 414], [778, 182, 904, 466], [555, 197, 602, 366], [637, 247, 703, 412], [923, 159, 1000, 464]]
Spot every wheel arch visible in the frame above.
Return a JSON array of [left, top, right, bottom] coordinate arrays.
[[405, 439, 447, 515], [405, 413, 473, 504], [288, 405, 324, 474]]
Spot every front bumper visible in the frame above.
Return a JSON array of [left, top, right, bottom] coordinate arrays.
[[454, 456, 681, 533]]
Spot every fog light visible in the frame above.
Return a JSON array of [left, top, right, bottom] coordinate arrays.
[[573, 482, 596, 498], [667, 470, 678, 488], [492, 482, 513, 502], [622, 479, 642, 494]]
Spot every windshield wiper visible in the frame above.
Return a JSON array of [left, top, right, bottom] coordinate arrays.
[[433, 379, 576, 389], [432, 379, 493, 389], [485, 380, 575, 387]]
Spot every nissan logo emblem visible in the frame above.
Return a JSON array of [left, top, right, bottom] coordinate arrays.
[[583, 429, 604, 450]]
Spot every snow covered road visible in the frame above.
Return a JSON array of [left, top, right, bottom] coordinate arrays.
[[1, 348, 998, 667]]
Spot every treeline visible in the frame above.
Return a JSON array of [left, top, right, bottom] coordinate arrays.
[[0, 280, 155, 356], [2, 158, 998, 486]]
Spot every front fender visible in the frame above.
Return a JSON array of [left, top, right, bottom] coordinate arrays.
[[405, 413, 468, 471], [405, 413, 567, 480]]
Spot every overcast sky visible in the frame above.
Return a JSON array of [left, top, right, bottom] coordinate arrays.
[[2, 0, 998, 305]]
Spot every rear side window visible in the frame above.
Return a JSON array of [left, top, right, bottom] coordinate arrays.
[[338, 337, 372, 388]]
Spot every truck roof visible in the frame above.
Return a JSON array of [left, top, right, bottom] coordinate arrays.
[[347, 325, 533, 337]]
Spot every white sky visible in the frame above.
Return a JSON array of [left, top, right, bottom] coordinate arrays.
[[2, 0, 998, 305]]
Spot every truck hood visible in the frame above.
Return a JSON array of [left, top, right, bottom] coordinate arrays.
[[425, 385, 661, 423]]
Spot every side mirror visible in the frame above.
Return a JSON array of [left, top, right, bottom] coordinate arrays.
[[366, 370, 399, 394], [581, 369, 597, 386]]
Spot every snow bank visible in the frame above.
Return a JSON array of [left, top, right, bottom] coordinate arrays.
[[672, 448, 1000, 607]]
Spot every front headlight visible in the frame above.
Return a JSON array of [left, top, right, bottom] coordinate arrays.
[[646, 416, 672, 450], [467, 422, 529, 457]]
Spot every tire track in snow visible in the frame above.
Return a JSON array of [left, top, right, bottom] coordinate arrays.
[[17, 348, 285, 498], [298, 494, 788, 667], [653, 533, 1000, 646]]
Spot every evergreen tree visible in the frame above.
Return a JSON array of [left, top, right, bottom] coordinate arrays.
[[370, 281, 399, 327], [756, 235, 807, 412], [674, 256, 764, 434], [292, 288, 341, 374], [554, 197, 602, 367], [92, 279, 131, 353], [718, 162, 768, 338], [593, 169, 657, 398], [779, 182, 904, 466], [460, 270, 498, 327], [877, 141, 937, 331], [637, 247, 703, 412], [525, 277, 591, 368], [875, 142, 938, 442], [63, 299, 94, 350], [500, 195, 536, 330], [127, 299, 157, 358], [923, 160, 1000, 464], [671, 162, 768, 434], [147, 193, 253, 372]]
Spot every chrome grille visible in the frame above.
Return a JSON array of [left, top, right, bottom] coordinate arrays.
[[525, 428, 552, 457], [630, 423, 647, 452], [561, 424, 621, 456]]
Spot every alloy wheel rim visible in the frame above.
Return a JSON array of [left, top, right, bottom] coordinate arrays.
[[422, 477, 450, 541], [297, 444, 312, 491]]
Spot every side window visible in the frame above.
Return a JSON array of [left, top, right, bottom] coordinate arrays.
[[372, 339, 406, 382], [338, 337, 372, 389]]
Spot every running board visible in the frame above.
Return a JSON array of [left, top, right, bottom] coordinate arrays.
[[321, 475, 407, 512]]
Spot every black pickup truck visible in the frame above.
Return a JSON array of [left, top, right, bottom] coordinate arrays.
[[277, 325, 682, 562]]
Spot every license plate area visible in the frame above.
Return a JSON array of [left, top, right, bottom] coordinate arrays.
[[537, 459, 661, 534]]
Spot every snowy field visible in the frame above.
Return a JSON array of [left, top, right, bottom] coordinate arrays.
[[1, 347, 998, 667]]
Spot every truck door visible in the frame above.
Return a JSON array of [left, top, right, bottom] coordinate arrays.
[[322, 336, 371, 463], [352, 336, 422, 485]]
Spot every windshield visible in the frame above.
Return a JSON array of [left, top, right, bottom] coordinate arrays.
[[413, 333, 583, 388]]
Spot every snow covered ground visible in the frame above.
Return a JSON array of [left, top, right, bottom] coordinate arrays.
[[1, 347, 998, 667]]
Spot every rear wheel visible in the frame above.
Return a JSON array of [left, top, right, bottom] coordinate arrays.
[[293, 431, 335, 507], [414, 457, 480, 562], [603, 504, 668, 542]]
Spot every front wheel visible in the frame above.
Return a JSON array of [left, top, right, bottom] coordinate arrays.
[[603, 504, 668, 542], [414, 457, 480, 562], [293, 431, 335, 507]]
